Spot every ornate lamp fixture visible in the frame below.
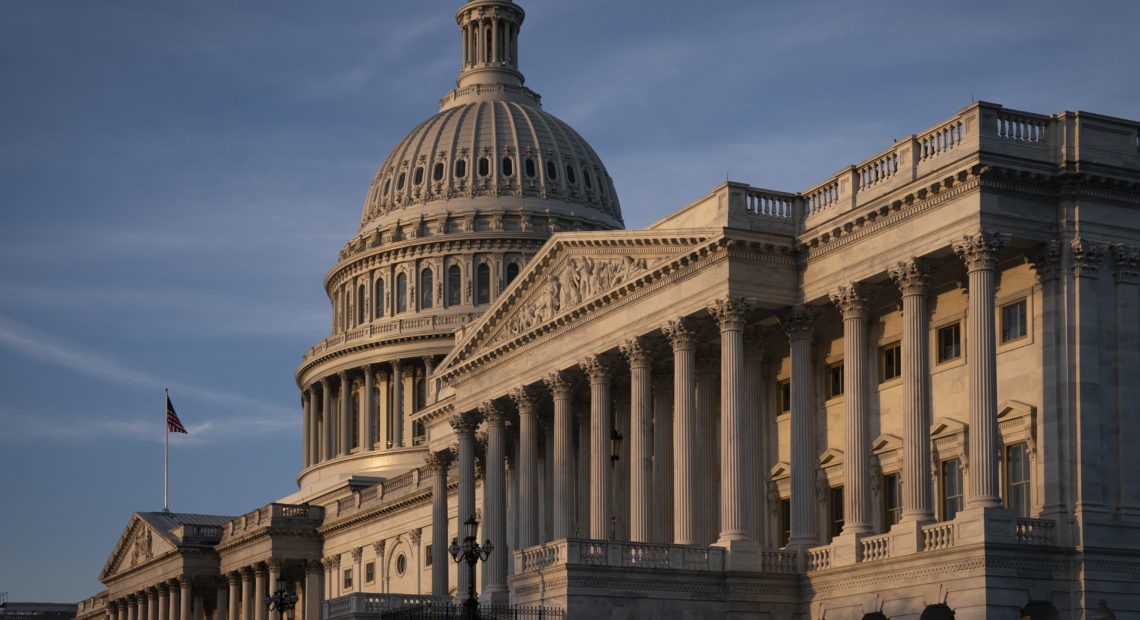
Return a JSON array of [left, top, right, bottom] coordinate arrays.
[[449, 515, 493, 620], [265, 577, 298, 620], [610, 427, 623, 466]]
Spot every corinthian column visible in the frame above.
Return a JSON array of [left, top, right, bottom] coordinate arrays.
[[225, 575, 238, 620], [179, 578, 191, 620], [889, 259, 934, 523], [427, 449, 454, 596], [580, 355, 613, 540], [480, 401, 508, 600], [301, 390, 312, 469], [779, 304, 817, 548], [321, 378, 333, 461], [338, 371, 351, 455], [449, 411, 482, 596], [620, 337, 653, 543], [362, 364, 375, 451], [392, 360, 404, 447], [829, 285, 872, 534], [651, 363, 674, 544], [709, 298, 758, 554], [510, 386, 539, 548], [544, 371, 575, 539], [953, 232, 1009, 508], [662, 318, 698, 544]]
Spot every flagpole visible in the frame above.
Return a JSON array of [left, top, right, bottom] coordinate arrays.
[[164, 388, 169, 513]]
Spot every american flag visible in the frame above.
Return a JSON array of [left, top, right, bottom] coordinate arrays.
[[166, 395, 188, 434]]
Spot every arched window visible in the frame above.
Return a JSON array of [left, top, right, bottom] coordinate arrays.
[[455, 159, 467, 178], [565, 164, 577, 185], [396, 273, 408, 313], [447, 264, 462, 306], [920, 604, 955, 620], [420, 268, 434, 309], [478, 157, 490, 177], [351, 391, 361, 449], [545, 159, 558, 180], [357, 284, 366, 325], [375, 278, 385, 318], [396, 172, 406, 191], [505, 262, 520, 286], [476, 263, 491, 305], [413, 166, 424, 185], [501, 157, 514, 177], [432, 162, 445, 182], [382, 178, 391, 195]]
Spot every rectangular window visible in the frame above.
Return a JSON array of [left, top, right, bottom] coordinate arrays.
[[365, 562, 375, 584], [829, 486, 845, 540], [425, 544, 433, 566], [937, 322, 961, 363], [880, 342, 901, 382], [1005, 443, 1031, 517], [828, 362, 844, 398], [343, 568, 353, 590], [779, 380, 791, 414], [941, 458, 964, 521], [778, 498, 791, 548], [1001, 299, 1028, 343], [882, 473, 902, 530]]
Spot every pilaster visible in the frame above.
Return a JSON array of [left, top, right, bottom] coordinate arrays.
[[1113, 244, 1140, 517]]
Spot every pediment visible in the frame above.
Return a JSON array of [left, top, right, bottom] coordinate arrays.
[[439, 230, 719, 378], [100, 514, 177, 582], [930, 417, 968, 438], [871, 433, 903, 455]]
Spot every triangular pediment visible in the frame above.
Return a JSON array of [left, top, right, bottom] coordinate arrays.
[[439, 229, 720, 378], [100, 514, 178, 582]]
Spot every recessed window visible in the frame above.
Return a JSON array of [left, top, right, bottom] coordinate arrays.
[[882, 473, 902, 530], [828, 362, 844, 398], [396, 273, 408, 313], [1005, 442, 1031, 517], [525, 158, 536, 177], [501, 157, 514, 177], [940, 458, 964, 521], [397, 172, 406, 191], [546, 159, 558, 180], [937, 323, 961, 363], [357, 284, 366, 325], [583, 169, 593, 189], [880, 342, 902, 382], [421, 268, 434, 309], [478, 157, 490, 177], [447, 265, 462, 306], [476, 263, 491, 305], [375, 278, 385, 318], [365, 562, 375, 584], [829, 486, 845, 540], [396, 553, 407, 576], [382, 178, 391, 195], [343, 568, 353, 590], [455, 159, 467, 179], [1001, 299, 1027, 343], [778, 498, 791, 548], [413, 166, 424, 186], [565, 164, 577, 184], [505, 262, 520, 287], [425, 544, 433, 567], [779, 380, 791, 414], [433, 162, 445, 182]]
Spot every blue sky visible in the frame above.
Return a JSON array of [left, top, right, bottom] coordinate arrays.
[[1, 0, 1137, 603]]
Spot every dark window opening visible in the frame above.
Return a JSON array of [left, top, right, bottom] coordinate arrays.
[[455, 159, 467, 179], [501, 157, 513, 177], [478, 157, 490, 177], [396, 273, 408, 313], [413, 166, 424, 185], [525, 158, 536, 177], [433, 162, 445, 182], [447, 265, 462, 306], [421, 268, 433, 309], [476, 263, 491, 305]]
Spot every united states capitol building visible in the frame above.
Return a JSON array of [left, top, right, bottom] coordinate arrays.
[[77, 1, 1140, 618]]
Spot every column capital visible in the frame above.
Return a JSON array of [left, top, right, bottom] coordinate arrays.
[[1029, 239, 1063, 283], [544, 370, 574, 399], [509, 385, 537, 412], [480, 400, 508, 424], [579, 354, 610, 383], [619, 336, 652, 367], [320, 376, 331, 388], [425, 448, 455, 471], [448, 411, 483, 435], [391, 358, 403, 372], [662, 318, 696, 350], [828, 283, 869, 319], [888, 258, 930, 296], [708, 297, 753, 331], [372, 539, 386, 559], [408, 527, 422, 546], [1113, 243, 1140, 284], [952, 231, 1009, 272], [305, 559, 323, 575], [375, 368, 390, 382], [226, 572, 241, 586], [778, 304, 815, 340], [1071, 238, 1107, 278], [350, 547, 363, 562], [337, 369, 349, 381]]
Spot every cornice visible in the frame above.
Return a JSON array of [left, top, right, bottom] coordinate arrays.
[[297, 331, 457, 384], [319, 478, 459, 536]]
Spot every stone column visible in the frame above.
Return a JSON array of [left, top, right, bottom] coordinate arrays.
[[337, 371, 351, 455], [621, 337, 653, 542], [889, 259, 935, 523], [240, 569, 253, 620], [830, 285, 872, 534], [511, 387, 539, 549], [780, 304, 818, 548], [1113, 245, 1140, 516], [253, 563, 268, 620], [542, 413, 555, 542], [710, 298, 760, 559], [301, 390, 312, 468], [267, 561, 282, 608], [695, 352, 718, 545], [580, 355, 613, 540], [191, 597, 201, 620], [651, 364, 674, 544], [576, 410, 590, 537], [423, 356, 437, 405], [953, 232, 1009, 508], [225, 574, 239, 620], [449, 411, 482, 595], [1069, 238, 1108, 514], [662, 318, 698, 544], [1028, 242, 1066, 521], [744, 327, 767, 545], [321, 378, 333, 461], [376, 369, 390, 449], [148, 588, 159, 620], [428, 449, 454, 596], [543, 371, 575, 539], [178, 578, 191, 620], [480, 401, 509, 601], [157, 585, 169, 620], [304, 560, 323, 620], [362, 365, 375, 452], [127, 596, 138, 620], [214, 580, 226, 620], [168, 581, 180, 620], [391, 361, 404, 447]]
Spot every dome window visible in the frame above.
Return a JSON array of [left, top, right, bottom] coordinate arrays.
[[525, 158, 536, 178], [447, 265, 462, 306], [455, 159, 467, 179], [382, 178, 391, 195], [584, 170, 593, 189], [476, 263, 491, 305], [420, 268, 433, 309], [478, 157, 490, 177], [565, 164, 577, 185], [505, 262, 520, 286], [413, 166, 425, 186], [501, 157, 514, 177], [545, 160, 558, 180], [357, 284, 366, 325], [397, 172, 406, 191], [396, 273, 408, 313], [375, 278, 385, 318], [432, 162, 445, 182]]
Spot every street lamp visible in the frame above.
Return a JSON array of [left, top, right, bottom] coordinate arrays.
[[449, 515, 493, 620], [265, 577, 298, 620]]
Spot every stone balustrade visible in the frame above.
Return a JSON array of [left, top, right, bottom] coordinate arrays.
[[324, 593, 453, 620], [512, 539, 726, 574], [302, 313, 479, 363], [222, 502, 323, 539], [921, 522, 956, 551], [861, 533, 891, 562], [1015, 518, 1056, 546], [806, 546, 832, 571]]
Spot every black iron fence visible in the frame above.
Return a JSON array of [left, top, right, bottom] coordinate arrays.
[[381, 601, 563, 620]]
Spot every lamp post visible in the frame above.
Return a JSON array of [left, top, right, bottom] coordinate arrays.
[[449, 515, 493, 620], [264, 577, 297, 620]]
